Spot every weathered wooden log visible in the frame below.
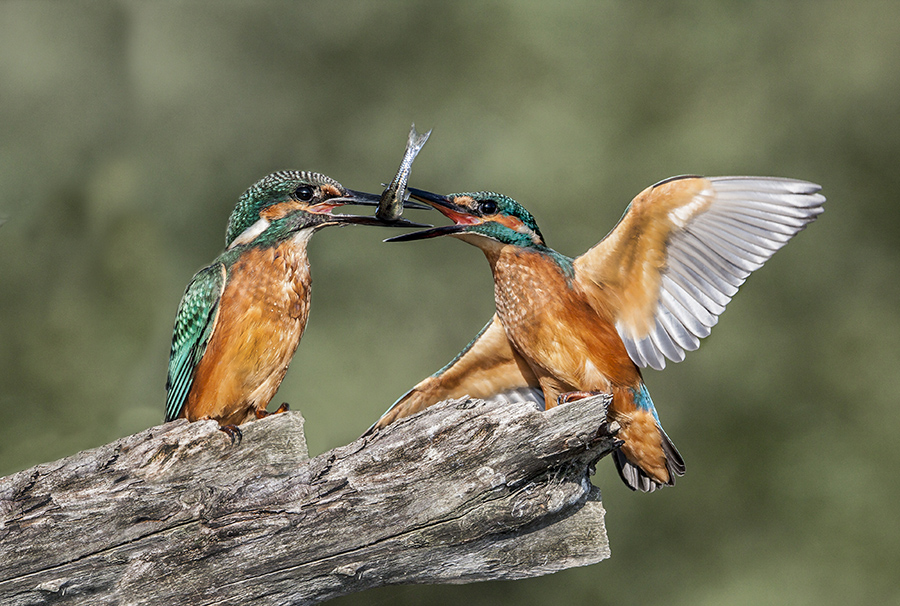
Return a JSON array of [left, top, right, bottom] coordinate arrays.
[[0, 394, 618, 605]]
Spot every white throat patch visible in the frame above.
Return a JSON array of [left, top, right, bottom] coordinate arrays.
[[228, 217, 271, 249]]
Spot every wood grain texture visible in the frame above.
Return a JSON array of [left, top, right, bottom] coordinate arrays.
[[0, 394, 617, 605]]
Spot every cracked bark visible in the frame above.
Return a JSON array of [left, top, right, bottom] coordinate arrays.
[[0, 394, 617, 605]]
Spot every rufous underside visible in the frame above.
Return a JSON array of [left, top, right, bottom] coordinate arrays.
[[184, 237, 312, 425]]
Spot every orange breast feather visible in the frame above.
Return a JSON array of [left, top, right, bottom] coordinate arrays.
[[490, 246, 641, 400], [186, 242, 311, 425]]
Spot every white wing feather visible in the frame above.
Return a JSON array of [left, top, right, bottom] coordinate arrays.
[[618, 177, 824, 370]]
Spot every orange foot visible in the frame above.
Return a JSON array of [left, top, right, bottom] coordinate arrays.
[[219, 424, 243, 445], [255, 402, 290, 419], [557, 390, 602, 405]]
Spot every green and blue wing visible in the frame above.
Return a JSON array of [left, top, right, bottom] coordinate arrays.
[[165, 263, 227, 422]]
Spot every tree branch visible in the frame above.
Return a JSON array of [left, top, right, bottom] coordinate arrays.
[[0, 394, 618, 605]]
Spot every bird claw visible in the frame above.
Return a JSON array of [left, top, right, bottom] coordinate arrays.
[[255, 402, 290, 419], [557, 390, 600, 406], [219, 424, 243, 445]]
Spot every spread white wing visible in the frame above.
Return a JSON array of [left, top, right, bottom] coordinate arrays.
[[574, 176, 824, 370]]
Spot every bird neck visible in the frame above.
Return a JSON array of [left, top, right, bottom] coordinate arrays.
[[234, 225, 315, 252], [222, 227, 314, 277], [470, 236, 574, 279]]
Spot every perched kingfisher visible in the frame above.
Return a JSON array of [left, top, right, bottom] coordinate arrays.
[[165, 170, 425, 436], [369, 176, 824, 491]]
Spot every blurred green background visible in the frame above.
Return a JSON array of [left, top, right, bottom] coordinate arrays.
[[2, 1, 898, 604]]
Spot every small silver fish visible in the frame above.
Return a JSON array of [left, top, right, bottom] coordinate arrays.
[[376, 124, 432, 221]]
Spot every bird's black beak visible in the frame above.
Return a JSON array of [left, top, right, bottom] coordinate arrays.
[[384, 187, 476, 242], [329, 214, 432, 228], [310, 189, 431, 228], [336, 189, 431, 211], [329, 189, 382, 207]]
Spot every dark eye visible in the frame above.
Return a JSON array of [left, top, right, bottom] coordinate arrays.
[[295, 185, 314, 201], [480, 199, 498, 215]]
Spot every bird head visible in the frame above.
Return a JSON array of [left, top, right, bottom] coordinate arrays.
[[385, 188, 546, 248], [225, 171, 426, 249]]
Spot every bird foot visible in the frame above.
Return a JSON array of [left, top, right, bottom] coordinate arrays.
[[255, 402, 290, 419], [219, 424, 243, 445], [557, 390, 602, 405]]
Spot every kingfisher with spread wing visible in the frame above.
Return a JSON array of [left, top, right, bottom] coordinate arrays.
[[368, 175, 824, 491]]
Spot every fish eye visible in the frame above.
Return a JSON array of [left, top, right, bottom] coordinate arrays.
[[295, 185, 314, 201], [480, 199, 498, 215]]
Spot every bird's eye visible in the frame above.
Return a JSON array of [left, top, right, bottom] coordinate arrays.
[[295, 185, 314, 201], [480, 199, 498, 215]]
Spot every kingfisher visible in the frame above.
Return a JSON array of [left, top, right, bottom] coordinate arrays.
[[369, 175, 824, 491], [165, 170, 426, 438]]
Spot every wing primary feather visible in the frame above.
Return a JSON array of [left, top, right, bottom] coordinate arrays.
[[713, 207, 808, 236], [618, 326, 647, 368], [692, 219, 781, 258], [710, 176, 823, 202], [688, 223, 767, 270], [671, 238, 744, 293], [703, 215, 787, 253], [707, 210, 797, 243], [164, 263, 226, 422], [679, 232, 750, 285], [649, 317, 685, 364], [666, 263, 729, 313], [722, 189, 825, 210], [364, 315, 537, 434], [635, 335, 666, 370], [720, 199, 823, 221], [661, 275, 718, 328], [660, 288, 712, 339], [657, 306, 700, 351], [708, 176, 820, 195], [667, 248, 735, 304], [165, 353, 194, 421]]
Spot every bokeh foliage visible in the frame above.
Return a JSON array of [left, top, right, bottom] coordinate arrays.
[[1, 1, 898, 604]]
